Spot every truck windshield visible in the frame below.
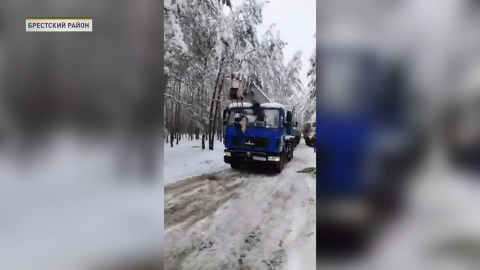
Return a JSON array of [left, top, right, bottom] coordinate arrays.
[[317, 53, 362, 112], [227, 108, 280, 128]]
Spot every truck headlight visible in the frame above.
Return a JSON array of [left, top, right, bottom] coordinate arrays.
[[268, 156, 280, 161], [224, 152, 231, 156]]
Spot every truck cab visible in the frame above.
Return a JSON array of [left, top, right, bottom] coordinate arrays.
[[315, 40, 426, 243], [223, 102, 296, 173]]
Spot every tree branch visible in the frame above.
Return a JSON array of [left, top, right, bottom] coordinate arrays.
[[164, 93, 194, 107]]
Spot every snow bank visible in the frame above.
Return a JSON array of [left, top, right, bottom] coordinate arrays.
[[315, 142, 480, 269], [164, 139, 228, 184], [0, 132, 163, 269]]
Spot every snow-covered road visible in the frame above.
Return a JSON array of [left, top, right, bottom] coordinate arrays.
[[315, 142, 480, 270], [163, 141, 316, 270], [164, 137, 480, 270]]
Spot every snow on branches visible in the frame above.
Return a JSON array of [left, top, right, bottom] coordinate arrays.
[[307, 32, 316, 100], [164, 0, 315, 147]]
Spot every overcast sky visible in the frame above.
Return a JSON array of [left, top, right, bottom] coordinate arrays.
[[225, 0, 316, 89]]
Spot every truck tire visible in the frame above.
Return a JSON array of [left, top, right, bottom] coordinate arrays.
[[230, 162, 241, 169], [273, 153, 284, 173], [287, 145, 293, 161], [295, 136, 301, 147], [305, 136, 311, 147]]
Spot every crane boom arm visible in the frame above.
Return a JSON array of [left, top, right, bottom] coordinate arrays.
[[244, 80, 271, 105]]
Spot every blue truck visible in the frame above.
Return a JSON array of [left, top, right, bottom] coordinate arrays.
[[222, 74, 299, 173], [315, 39, 426, 249]]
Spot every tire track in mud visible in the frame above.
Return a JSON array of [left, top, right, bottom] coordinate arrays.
[[164, 165, 316, 270], [164, 170, 248, 270], [233, 168, 316, 270], [164, 169, 236, 197], [164, 170, 244, 231], [236, 183, 294, 270]]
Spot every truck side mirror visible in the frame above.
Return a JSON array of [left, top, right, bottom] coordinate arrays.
[[222, 109, 228, 125], [286, 111, 292, 122]]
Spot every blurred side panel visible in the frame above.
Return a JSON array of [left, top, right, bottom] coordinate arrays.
[[0, 0, 164, 269]]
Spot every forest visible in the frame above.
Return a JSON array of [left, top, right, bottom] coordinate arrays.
[[164, 0, 316, 149]]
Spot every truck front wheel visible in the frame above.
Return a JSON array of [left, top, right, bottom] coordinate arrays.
[[230, 162, 241, 169], [273, 153, 284, 173], [286, 145, 293, 161]]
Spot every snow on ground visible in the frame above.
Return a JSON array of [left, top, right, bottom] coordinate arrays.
[[166, 137, 480, 270], [314, 142, 480, 270], [163, 139, 229, 184], [364, 143, 480, 270], [0, 185, 163, 270], [0, 132, 163, 270], [163, 141, 316, 270]]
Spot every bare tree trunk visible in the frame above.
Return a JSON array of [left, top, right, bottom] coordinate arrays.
[[175, 110, 179, 145], [199, 57, 208, 148], [218, 104, 223, 142], [170, 97, 174, 148], [208, 56, 225, 150], [220, 105, 224, 143], [211, 76, 225, 149], [218, 112, 222, 142], [176, 82, 181, 145], [165, 97, 169, 143]]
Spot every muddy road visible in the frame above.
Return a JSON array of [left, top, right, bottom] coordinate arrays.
[[164, 143, 316, 270]]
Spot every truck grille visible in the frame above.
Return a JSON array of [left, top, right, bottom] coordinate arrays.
[[244, 136, 269, 148], [232, 136, 240, 146], [231, 136, 269, 148]]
